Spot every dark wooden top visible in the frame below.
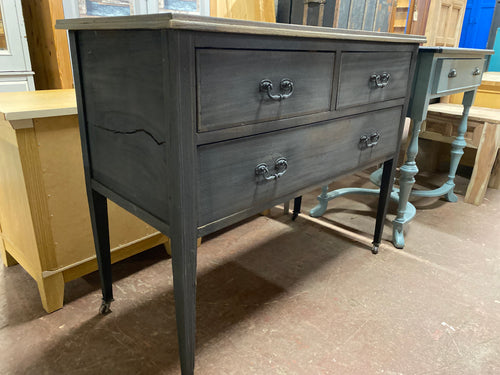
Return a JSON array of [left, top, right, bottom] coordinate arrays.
[[56, 13, 426, 44], [418, 46, 494, 56]]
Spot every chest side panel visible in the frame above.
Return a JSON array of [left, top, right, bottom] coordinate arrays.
[[77, 29, 169, 224]]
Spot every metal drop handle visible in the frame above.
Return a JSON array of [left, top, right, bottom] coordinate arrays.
[[260, 79, 294, 101], [255, 157, 288, 181], [359, 132, 380, 150], [370, 72, 391, 88]]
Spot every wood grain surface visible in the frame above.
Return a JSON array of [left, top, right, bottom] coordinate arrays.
[[77, 29, 169, 223], [198, 107, 402, 226], [56, 12, 426, 44], [197, 49, 335, 131], [337, 51, 412, 109]]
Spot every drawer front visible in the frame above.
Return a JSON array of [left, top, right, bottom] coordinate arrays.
[[198, 107, 402, 226], [432, 58, 484, 95], [197, 49, 335, 132], [337, 52, 412, 109]]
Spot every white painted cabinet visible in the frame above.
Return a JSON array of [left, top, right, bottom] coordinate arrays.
[[0, 0, 34, 92]]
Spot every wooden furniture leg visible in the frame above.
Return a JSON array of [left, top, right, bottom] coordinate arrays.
[[89, 189, 113, 314], [464, 122, 500, 205], [0, 245, 18, 267], [170, 230, 198, 375], [393, 118, 423, 249], [373, 159, 395, 254], [163, 238, 172, 256], [283, 200, 290, 214], [164, 237, 201, 257], [444, 91, 475, 202], [489, 150, 500, 189], [37, 272, 65, 312], [310, 185, 329, 217], [292, 196, 302, 220]]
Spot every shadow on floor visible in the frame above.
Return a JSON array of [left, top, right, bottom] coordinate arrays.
[[20, 214, 363, 374]]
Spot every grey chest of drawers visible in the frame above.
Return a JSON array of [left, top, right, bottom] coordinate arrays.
[[57, 14, 424, 374]]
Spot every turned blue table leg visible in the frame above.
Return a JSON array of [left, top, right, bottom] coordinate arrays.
[[445, 91, 475, 202], [310, 185, 329, 217], [392, 119, 423, 249]]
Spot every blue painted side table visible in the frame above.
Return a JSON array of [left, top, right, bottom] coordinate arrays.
[[310, 47, 494, 249]]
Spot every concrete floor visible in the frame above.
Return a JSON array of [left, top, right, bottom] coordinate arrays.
[[1, 171, 499, 374]]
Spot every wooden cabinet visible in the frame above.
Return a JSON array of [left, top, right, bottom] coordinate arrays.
[[0, 0, 34, 92], [0, 90, 169, 313], [58, 14, 423, 374]]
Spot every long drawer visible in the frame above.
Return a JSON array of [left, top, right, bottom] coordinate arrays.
[[337, 52, 412, 109], [197, 49, 335, 132], [197, 107, 402, 226]]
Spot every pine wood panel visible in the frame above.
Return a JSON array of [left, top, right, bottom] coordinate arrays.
[[0, 119, 41, 274], [21, 0, 73, 89], [421, 103, 500, 205], [211, 0, 276, 22], [0, 89, 76, 121], [424, 0, 466, 47], [33, 115, 160, 268], [464, 122, 500, 204]]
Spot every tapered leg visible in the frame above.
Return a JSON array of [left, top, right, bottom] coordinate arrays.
[[37, 272, 65, 313], [393, 119, 423, 249], [373, 159, 394, 254], [88, 189, 113, 314], [445, 91, 475, 202], [292, 196, 302, 220], [171, 230, 198, 375]]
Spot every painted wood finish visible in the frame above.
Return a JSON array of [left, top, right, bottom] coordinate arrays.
[[421, 103, 500, 205], [337, 51, 412, 108], [394, 47, 493, 247], [77, 29, 169, 223], [60, 14, 421, 375], [56, 12, 426, 43], [198, 108, 402, 226], [432, 58, 484, 94], [197, 49, 335, 131]]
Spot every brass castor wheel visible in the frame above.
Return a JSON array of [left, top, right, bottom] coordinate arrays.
[[99, 300, 112, 315], [371, 245, 379, 255]]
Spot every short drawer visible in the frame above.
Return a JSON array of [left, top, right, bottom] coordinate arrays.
[[197, 107, 402, 226], [337, 52, 412, 109], [197, 49, 335, 132], [432, 58, 484, 95]]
